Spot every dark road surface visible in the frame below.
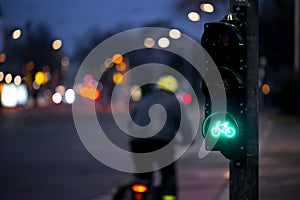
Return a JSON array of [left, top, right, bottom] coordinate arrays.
[[0, 105, 300, 200], [0, 106, 130, 200]]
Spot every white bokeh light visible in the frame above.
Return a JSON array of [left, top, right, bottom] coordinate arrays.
[[52, 92, 62, 104], [158, 37, 170, 48], [169, 29, 182, 39], [64, 88, 76, 104], [188, 11, 200, 22]]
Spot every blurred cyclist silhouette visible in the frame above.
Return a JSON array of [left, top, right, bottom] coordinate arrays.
[[129, 75, 193, 200]]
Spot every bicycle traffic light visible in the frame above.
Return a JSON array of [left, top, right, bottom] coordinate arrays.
[[201, 8, 247, 160]]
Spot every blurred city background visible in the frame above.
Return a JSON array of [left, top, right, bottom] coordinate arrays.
[[0, 0, 299, 200], [0, 0, 295, 112]]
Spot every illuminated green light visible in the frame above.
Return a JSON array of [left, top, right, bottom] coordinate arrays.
[[202, 111, 239, 139], [211, 121, 236, 138]]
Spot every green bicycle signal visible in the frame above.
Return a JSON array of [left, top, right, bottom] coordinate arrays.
[[211, 121, 236, 138], [202, 112, 239, 139]]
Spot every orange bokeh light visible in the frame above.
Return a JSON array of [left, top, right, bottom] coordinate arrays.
[[0, 53, 6, 63], [262, 84, 271, 95], [112, 54, 123, 64], [80, 84, 101, 101], [116, 62, 127, 72], [113, 73, 124, 85]]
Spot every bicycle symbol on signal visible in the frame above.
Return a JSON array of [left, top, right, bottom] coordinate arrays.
[[211, 121, 236, 138]]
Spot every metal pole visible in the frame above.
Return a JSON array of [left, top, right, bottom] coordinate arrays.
[[295, 0, 300, 118], [295, 0, 299, 74], [229, 0, 259, 199]]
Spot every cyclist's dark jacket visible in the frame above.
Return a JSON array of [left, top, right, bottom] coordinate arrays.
[[130, 90, 192, 143]]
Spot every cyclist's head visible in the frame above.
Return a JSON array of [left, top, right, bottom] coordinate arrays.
[[156, 75, 179, 93], [141, 84, 154, 96]]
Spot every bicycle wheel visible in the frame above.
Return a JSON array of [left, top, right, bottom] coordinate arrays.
[[211, 127, 220, 137], [225, 127, 235, 138]]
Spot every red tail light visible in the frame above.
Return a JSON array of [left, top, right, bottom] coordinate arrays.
[[131, 183, 148, 193], [134, 193, 143, 200]]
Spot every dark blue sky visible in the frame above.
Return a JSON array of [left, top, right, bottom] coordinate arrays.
[[1, 0, 229, 55]]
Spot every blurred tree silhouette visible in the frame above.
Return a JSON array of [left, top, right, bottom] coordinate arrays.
[[4, 22, 64, 76], [72, 27, 113, 65], [2, 22, 65, 106]]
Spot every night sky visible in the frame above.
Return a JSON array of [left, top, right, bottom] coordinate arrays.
[[1, 0, 229, 55]]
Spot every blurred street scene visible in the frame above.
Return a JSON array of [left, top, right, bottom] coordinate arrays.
[[0, 0, 299, 200]]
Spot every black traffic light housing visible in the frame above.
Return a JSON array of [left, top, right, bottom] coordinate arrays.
[[201, 7, 247, 161]]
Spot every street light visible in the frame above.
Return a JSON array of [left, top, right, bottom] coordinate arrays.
[[144, 37, 155, 48], [158, 37, 170, 48], [5, 73, 12, 84], [0, 71, 4, 81], [0, 53, 6, 63], [52, 39, 62, 50], [169, 29, 182, 39], [187, 11, 200, 22], [12, 29, 22, 40], [200, 3, 214, 13], [14, 75, 22, 86]]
